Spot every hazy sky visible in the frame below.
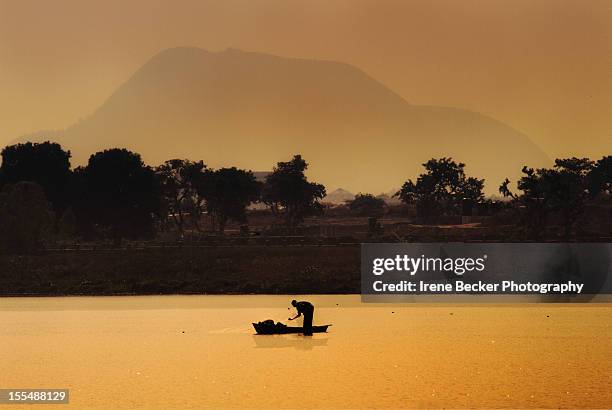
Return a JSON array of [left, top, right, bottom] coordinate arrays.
[[0, 0, 610, 159]]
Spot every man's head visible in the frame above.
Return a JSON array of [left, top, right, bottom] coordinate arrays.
[[291, 300, 297, 306]]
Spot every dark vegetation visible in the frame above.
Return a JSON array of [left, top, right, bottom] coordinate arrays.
[[261, 155, 326, 226], [0, 141, 610, 295], [0, 143, 327, 250], [395, 157, 484, 219], [0, 246, 359, 296], [499, 157, 612, 239], [347, 193, 386, 216]]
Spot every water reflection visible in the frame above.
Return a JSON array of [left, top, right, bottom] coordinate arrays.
[[252, 334, 329, 350]]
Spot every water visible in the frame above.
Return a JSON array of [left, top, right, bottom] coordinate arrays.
[[1, 295, 611, 409]]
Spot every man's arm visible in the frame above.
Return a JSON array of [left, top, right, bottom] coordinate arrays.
[[288, 312, 301, 321]]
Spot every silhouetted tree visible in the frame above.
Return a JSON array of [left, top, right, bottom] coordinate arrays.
[[57, 207, 78, 239], [0, 141, 71, 214], [347, 193, 386, 216], [79, 149, 161, 244], [500, 157, 595, 238], [587, 155, 612, 197], [0, 181, 53, 253], [262, 155, 326, 226], [156, 159, 207, 234], [66, 166, 93, 238], [395, 158, 484, 218], [198, 167, 261, 234]]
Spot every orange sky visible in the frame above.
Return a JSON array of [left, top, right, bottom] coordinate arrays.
[[0, 0, 610, 159]]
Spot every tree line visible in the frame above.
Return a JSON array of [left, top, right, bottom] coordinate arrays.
[[0, 142, 325, 251], [499, 157, 612, 238], [392, 155, 611, 238], [0, 141, 610, 252]]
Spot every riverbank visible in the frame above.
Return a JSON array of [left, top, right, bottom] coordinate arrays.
[[0, 245, 360, 296]]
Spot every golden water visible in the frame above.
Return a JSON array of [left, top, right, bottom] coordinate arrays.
[[1, 295, 610, 409]]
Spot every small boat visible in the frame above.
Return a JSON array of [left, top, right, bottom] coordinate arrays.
[[252, 320, 331, 335]]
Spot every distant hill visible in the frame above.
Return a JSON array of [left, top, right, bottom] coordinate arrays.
[[323, 188, 355, 204], [17, 47, 549, 193]]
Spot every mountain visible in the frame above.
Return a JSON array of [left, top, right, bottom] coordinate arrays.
[[323, 188, 355, 204], [18, 47, 549, 193]]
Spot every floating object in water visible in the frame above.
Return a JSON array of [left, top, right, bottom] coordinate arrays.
[[252, 320, 331, 335]]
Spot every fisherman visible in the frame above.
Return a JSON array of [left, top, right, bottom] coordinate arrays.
[[288, 300, 314, 336]]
